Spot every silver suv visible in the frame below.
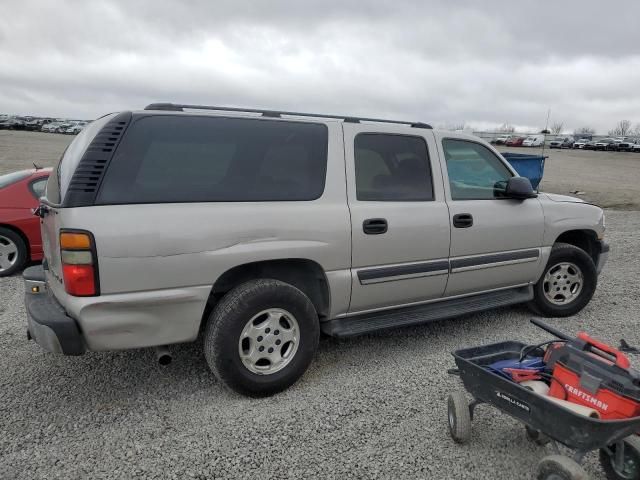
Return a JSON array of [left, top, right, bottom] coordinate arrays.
[[25, 103, 608, 396]]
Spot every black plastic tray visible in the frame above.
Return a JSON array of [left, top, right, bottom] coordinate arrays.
[[453, 341, 640, 451]]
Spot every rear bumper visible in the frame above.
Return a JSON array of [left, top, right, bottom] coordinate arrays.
[[596, 240, 609, 274], [24, 265, 85, 356]]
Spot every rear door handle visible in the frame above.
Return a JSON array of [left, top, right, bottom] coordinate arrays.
[[363, 218, 388, 235], [453, 213, 473, 228]]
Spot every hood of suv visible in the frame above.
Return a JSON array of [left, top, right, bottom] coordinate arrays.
[[542, 192, 585, 204]]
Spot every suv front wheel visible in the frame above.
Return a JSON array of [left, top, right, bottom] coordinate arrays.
[[529, 242, 597, 317], [204, 279, 320, 397]]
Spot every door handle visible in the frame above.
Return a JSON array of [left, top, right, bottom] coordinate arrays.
[[363, 218, 388, 235], [453, 213, 473, 228]]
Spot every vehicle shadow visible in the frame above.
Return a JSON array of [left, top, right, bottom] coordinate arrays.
[[15, 304, 541, 415]]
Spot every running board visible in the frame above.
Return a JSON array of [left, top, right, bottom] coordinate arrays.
[[321, 286, 533, 337]]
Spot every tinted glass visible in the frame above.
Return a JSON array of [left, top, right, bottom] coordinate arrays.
[[354, 134, 433, 201], [97, 116, 328, 204], [442, 139, 513, 200], [0, 171, 30, 189], [51, 114, 115, 204], [30, 178, 48, 198]]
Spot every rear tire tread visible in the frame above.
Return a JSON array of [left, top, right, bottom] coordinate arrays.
[[204, 279, 319, 397]]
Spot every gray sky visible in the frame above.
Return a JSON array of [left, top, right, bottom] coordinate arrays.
[[1, 0, 639, 133]]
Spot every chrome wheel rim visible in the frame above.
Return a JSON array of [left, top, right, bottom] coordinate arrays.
[[0, 235, 18, 272], [238, 308, 300, 375], [543, 262, 583, 306]]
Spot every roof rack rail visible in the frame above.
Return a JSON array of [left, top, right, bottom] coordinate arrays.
[[144, 103, 432, 129]]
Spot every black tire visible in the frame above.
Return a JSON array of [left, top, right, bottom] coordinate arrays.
[[536, 455, 589, 480], [599, 435, 640, 480], [0, 227, 28, 277], [529, 242, 597, 317], [447, 391, 472, 444], [204, 279, 319, 397]]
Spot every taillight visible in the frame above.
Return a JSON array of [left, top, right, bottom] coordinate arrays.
[[60, 230, 99, 296]]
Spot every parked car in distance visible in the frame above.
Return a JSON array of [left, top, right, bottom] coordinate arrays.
[[0, 117, 26, 130], [594, 138, 617, 151], [522, 134, 545, 147], [572, 138, 591, 149], [504, 136, 526, 147], [617, 138, 637, 152], [0, 168, 51, 276], [491, 134, 513, 145], [24, 120, 43, 131], [65, 122, 88, 134], [25, 105, 610, 397], [40, 122, 60, 133], [549, 136, 573, 149], [632, 142, 640, 152], [41, 122, 69, 133]]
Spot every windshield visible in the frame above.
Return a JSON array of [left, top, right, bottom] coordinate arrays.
[[0, 170, 30, 189]]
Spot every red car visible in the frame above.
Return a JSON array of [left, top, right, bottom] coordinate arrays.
[[504, 136, 525, 147], [0, 168, 50, 276]]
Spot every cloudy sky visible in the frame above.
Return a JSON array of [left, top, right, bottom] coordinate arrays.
[[1, 0, 639, 133]]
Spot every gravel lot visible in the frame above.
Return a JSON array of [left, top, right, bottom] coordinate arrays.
[[0, 210, 637, 479]]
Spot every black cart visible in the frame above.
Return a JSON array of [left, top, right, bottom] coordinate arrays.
[[449, 337, 640, 479]]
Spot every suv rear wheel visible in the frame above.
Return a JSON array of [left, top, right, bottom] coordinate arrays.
[[204, 279, 319, 397], [529, 242, 597, 317]]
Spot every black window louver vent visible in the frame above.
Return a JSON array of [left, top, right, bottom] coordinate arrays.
[[63, 112, 132, 207]]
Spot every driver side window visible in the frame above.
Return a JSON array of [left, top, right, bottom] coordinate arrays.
[[442, 139, 513, 200]]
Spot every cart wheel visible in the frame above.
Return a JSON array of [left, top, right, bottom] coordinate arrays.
[[536, 455, 589, 480], [526, 426, 552, 446], [599, 435, 640, 480], [447, 391, 471, 444]]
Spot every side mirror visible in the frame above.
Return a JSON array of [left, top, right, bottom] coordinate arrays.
[[505, 177, 537, 199]]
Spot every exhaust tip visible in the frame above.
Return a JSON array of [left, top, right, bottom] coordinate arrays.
[[155, 346, 172, 366], [158, 354, 172, 366]]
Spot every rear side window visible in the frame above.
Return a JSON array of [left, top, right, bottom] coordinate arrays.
[[354, 134, 433, 201], [0, 171, 30, 189], [96, 116, 328, 204]]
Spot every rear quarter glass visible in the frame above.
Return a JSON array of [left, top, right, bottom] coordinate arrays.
[[95, 115, 329, 204], [45, 114, 117, 204]]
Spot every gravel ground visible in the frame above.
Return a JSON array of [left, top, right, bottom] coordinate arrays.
[[0, 209, 638, 479]]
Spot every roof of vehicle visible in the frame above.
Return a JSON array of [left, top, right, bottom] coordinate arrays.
[[140, 102, 434, 130]]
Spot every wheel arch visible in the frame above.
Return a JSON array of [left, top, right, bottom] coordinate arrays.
[[554, 229, 600, 265], [208, 259, 331, 321]]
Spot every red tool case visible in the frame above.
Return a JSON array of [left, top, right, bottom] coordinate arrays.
[[545, 332, 640, 420]]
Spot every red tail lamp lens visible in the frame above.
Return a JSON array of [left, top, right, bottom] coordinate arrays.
[[62, 264, 96, 296], [59, 230, 98, 296]]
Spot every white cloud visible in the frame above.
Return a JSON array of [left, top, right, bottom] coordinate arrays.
[[0, 0, 639, 133]]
